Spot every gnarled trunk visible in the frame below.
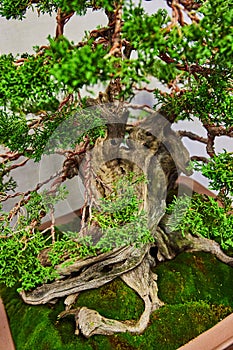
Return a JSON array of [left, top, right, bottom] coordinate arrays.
[[21, 107, 233, 337]]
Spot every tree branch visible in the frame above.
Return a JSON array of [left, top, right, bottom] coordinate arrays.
[[1, 170, 63, 202], [204, 124, 233, 138], [159, 52, 214, 77], [206, 133, 216, 157], [56, 9, 74, 38], [108, 5, 123, 58], [178, 130, 208, 144], [190, 155, 209, 163]]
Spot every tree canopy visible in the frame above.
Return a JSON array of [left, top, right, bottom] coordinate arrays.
[[0, 0, 233, 338]]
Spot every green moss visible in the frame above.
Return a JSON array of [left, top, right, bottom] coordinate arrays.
[[1, 252, 233, 350], [75, 278, 144, 321], [120, 302, 233, 350], [155, 252, 233, 306]]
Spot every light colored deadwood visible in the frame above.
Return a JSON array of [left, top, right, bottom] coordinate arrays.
[[58, 254, 163, 337], [156, 221, 233, 266], [188, 235, 233, 266], [20, 245, 150, 305]]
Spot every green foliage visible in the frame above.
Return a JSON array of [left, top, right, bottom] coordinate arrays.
[[48, 234, 97, 266], [0, 0, 33, 19], [167, 194, 233, 250], [0, 52, 65, 160], [200, 0, 233, 65], [51, 174, 154, 258], [146, 0, 233, 126], [123, 6, 169, 57], [47, 36, 110, 91], [0, 53, 59, 112], [0, 110, 68, 161], [0, 187, 69, 291], [91, 175, 154, 251], [0, 0, 116, 20], [94, 216, 154, 252], [149, 59, 180, 85], [123, 0, 232, 126], [154, 71, 233, 126], [193, 151, 233, 197], [93, 177, 143, 228], [0, 227, 56, 291], [0, 0, 59, 19], [23, 187, 69, 225], [1, 0, 232, 161], [54, 0, 115, 14], [163, 0, 233, 67], [122, 5, 174, 90], [47, 106, 106, 152], [45, 34, 147, 100], [0, 111, 29, 154]]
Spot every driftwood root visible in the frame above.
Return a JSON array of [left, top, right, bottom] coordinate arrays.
[[58, 254, 163, 337]]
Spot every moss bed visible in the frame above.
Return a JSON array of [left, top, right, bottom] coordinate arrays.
[[1, 251, 233, 350]]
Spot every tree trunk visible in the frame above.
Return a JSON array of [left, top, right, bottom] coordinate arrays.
[[20, 107, 233, 337]]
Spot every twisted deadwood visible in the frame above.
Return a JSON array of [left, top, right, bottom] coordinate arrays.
[[58, 254, 163, 337], [20, 109, 233, 337]]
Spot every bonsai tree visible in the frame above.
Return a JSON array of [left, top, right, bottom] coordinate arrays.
[[0, 0, 233, 337]]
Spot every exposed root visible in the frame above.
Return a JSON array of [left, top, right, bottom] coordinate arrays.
[[157, 218, 233, 267], [58, 254, 163, 337], [20, 245, 150, 305], [188, 235, 233, 267]]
